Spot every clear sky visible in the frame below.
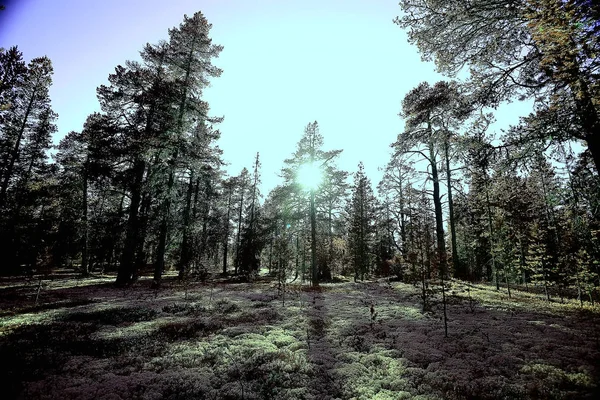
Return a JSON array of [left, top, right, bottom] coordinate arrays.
[[0, 0, 532, 195]]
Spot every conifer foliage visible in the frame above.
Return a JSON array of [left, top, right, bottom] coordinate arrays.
[[0, 5, 598, 312]]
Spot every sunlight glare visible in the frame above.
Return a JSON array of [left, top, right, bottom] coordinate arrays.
[[297, 163, 322, 190]]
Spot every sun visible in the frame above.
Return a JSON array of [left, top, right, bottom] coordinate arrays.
[[297, 163, 322, 190]]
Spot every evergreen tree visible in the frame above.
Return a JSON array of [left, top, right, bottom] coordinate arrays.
[[395, 81, 469, 282], [395, 0, 600, 171], [0, 53, 56, 273], [347, 162, 376, 281], [0, 56, 55, 210], [279, 121, 342, 286]]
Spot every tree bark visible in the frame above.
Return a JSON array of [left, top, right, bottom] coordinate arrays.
[[177, 170, 195, 278], [444, 138, 461, 279], [222, 186, 232, 275], [116, 158, 145, 286], [428, 139, 447, 278], [310, 188, 318, 286], [154, 153, 178, 287], [81, 158, 89, 276], [235, 189, 244, 275]]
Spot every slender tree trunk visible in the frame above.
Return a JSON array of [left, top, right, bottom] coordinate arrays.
[[428, 140, 447, 278], [180, 177, 201, 279], [444, 138, 460, 279], [441, 270, 448, 337], [81, 159, 89, 276], [294, 234, 300, 281], [106, 190, 126, 272], [158, 37, 197, 283], [326, 205, 333, 280], [484, 184, 499, 290], [199, 180, 210, 265], [0, 89, 36, 208], [134, 190, 151, 279], [116, 159, 145, 286], [134, 153, 160, 278], [235, 190, 244, 275], [153, 154, 177, 287], [222, 187, 232, 275], [310, 188, 318, 286], [359, 184, 365, 281], [395, 169, 408, 262], [302, 237, 307, 283], [177, 170, 195, 279], [268, 237, 273, 275], [505, 264, 512, 298]]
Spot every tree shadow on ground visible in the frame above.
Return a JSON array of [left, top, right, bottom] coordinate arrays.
[[304, 287, 345, 400], [2, 278, 599, 400], [334, 281, 600, 400]]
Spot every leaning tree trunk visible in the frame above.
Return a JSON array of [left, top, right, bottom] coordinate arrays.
[[0, 89, 36, 208]]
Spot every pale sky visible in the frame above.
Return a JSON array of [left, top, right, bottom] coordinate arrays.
[[0, 0, 532, 195]]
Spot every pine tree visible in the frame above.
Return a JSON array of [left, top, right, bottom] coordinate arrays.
[[0, 46, 27, 117], [396, 0, 600, 171], [347, 162, 376, 281], [279, 121, 342, 286], [395, 81, 469, 282], [0, 53, 56, 273], [0, 56, 55, 210], [152, 12, 224, 286]]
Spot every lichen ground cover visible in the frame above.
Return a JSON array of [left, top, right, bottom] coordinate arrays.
[[1, 275, 599, 400]]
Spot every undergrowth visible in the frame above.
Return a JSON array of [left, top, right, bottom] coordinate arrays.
[[0, 278, 598, 399]]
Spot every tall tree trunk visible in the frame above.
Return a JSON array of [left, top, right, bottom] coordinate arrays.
[[177, 170, 195, 279], [444, 138, 460, 279], [0, 89, 36, 208], [81, 159, 89, 276], [157, 37, 195, 284], [235, 190, 244, 275], [310, 188, 318, 286], [116, 158, 145, 286], [326, 205, 333, 280], [428, 139, 447, 278], [222, 187, 232, 275], [180, 177, 201, 279], [424, 152, 449, 336], [484, 184, 499, 290], [154, 154, 177, 287], [134, 189, 151, 279], [359, 183, 365, 281], [134, 153, 160, 278], [199, 179, 210, 265]]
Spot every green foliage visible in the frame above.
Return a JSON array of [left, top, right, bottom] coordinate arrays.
[[347, 162, 377, 281]]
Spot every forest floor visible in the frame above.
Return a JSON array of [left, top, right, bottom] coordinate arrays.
[[1, 271, 599, 400]]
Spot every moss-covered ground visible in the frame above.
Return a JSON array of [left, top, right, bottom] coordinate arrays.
[[1, 272, 599, 399]]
